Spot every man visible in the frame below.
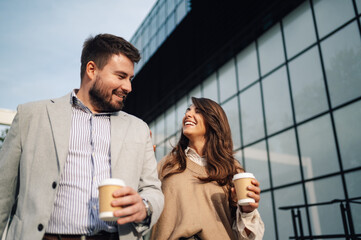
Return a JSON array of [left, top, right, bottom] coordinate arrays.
[[0, 34, 164, 240]]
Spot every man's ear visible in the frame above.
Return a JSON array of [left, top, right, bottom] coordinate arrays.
[[86, 61, 97, 81]]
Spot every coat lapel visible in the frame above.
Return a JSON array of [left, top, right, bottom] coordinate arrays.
[[110, 111, 130, 177], [46, 93, 72, 174]]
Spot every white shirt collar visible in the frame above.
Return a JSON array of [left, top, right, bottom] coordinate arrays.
[[185, 147, 207, 166]]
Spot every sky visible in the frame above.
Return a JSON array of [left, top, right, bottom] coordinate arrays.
[[0, 0, 156, 111]]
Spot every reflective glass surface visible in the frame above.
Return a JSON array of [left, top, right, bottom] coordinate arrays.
[[334, 100, 361, 170], [358, 0, 361, 13], [165, 135, 177, 156], [239, 83, 265, 145], [298, 114, 339, 179], [219, 59, 238, 103], [236, 42, 259, 90], [268, 129, 301, 187], [155, 114, 165, 145], [345, 170, 361, 234], [202, 73, 218, 102], [314, 0, 355, 38], [257, 192, 276, 239], [166, 12, 176, 36], [289, 46, 328, 123], [188, 85, 202, 105], [321, 22, 361, 107], [262, 67, 293, 135], [221, 97, 241, 149], [155, 142, 166, 161], [258, 23, 285, 76], [283, 0, 316, 58], [176, 96, 188, 130], [306, 176, 345, 235], [176, 0, 187, 24], [243, 141, 270, 189], [274, 185, 308, 239], [165, 105, 176, 137]]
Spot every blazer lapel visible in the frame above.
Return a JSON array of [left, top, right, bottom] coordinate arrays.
[[110, 111, 130, 177], [47, 93, 72, 174]]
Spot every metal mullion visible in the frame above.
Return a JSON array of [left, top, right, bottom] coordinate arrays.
[[352, 0, 361, 43], [310, 0, 352, 231], [233, 55, 245, 166], [255, 38, 279, 240], [280, 17, 313, 238]]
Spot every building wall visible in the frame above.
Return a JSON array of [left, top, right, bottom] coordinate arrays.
[[148, 0, 361, 238]]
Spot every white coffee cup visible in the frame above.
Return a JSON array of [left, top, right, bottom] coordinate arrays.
[[98, 178, 126, 221], [232, 172, 256, 206]]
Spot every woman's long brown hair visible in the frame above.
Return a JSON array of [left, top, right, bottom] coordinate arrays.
[[161, 97, 243, 188]]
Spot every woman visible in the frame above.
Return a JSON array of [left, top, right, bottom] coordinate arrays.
[[151, 97, 264, 240]]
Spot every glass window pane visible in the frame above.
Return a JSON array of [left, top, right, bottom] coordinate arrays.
[[321, 22, 361, 108], [305, 176, 345, 235], [221, 97, 241, 149], [165, 135, 177, 157], [240, 83, 265, 145], [268, 129, 301, 187], [166, 12, 176, 36], [176, 96, 188, 129], [358, 0, 361, 14], [158, 2, 166, 25], [167, 0, 175, 15], [202, 73, 218, 102], [236, 42, 259, 90], [157, 24, 166, 45], [283, 0, 316, 58], [345, 170, 361, 199], [298, 114, 339, 179], [313, 0, 355, 39], [188, 85, 202, 105], [219, 58, 238, 103], [165, 105, 176, 137], [262, 67, 293, 135], [289, 46, 328, 123], [243, 141, 270, 189], [155, 114, 165, 145], [176, 0, 186, 24], [274, 185, 308, 239], [334, 100, 361, 170], [258, 23, 285, 76], [155, 142, 166, 162], [257, 192, 276, 240], [345, 170, 361, 234]]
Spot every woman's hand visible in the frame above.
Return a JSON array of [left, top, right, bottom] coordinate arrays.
[[231, 179, 261, 213], [242, 179, 261, 213]]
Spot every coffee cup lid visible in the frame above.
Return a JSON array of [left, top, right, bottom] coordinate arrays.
[[232, 172, 255, 181], [99, 178, 126, 187]]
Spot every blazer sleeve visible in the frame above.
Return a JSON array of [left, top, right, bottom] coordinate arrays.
[[134, 122, 164, 234], [0, 106, 22, 238]]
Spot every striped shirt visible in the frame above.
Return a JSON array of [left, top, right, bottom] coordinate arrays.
[[46, 91, 117, 234]]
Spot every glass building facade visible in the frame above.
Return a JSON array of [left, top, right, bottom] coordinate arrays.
[[132, 0, 361, 239], [130, 0, 191, 74]]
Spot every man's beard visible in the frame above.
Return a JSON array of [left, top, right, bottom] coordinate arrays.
[[88, 77, 127, 112]]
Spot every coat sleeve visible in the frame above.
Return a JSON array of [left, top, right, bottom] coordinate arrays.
[[0, 106, 22, 238]]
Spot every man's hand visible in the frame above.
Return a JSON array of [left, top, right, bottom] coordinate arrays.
[[111, 186, 147, 225]]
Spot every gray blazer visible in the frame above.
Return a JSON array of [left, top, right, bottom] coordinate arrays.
[[0, 93, 164, 240]]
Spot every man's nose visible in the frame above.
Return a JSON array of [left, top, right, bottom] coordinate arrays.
[[122, 79, 132, 93]]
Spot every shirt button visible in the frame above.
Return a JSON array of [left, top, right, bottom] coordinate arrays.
[[38, 224, 43, 231], [52, 182, 57, 189]]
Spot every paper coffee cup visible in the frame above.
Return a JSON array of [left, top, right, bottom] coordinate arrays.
[[98, 178, 126, 221], [232, 173, 256, 206]]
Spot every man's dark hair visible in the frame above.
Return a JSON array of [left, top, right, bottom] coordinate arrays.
[[80, 33, 141, 80]]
